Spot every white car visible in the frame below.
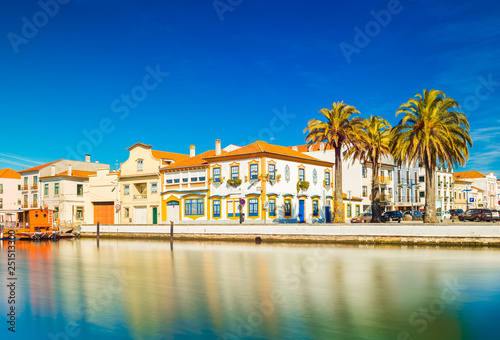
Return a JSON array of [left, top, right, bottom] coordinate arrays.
[[442, 211, 451, 220]]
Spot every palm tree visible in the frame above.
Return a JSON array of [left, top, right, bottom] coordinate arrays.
[[392, 89, 472, 223], [347, 116, 392, 223], [304, 101, 363, 222]]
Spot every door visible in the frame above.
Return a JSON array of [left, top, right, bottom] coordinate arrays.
[[167, 201, 180, 223], [134, 207, 147, 224], [299, 200, 305, 223], [325, 206, 331, 223], [152, 207, 158, 224], [93, 202, 114, 224]]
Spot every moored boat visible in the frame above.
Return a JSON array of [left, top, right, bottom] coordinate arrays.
[[0, 209, 63, 240]]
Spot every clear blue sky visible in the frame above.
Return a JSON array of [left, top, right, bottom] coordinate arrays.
[[1, 0, 499, 175]]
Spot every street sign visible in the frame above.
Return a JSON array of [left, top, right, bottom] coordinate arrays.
[[115, 203, 121, 210], [240, 199, 246, 205], [469, 198, 474, 203]]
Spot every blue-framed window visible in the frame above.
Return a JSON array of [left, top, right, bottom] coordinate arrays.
[[284, 199, 292, 217], [185, 199, 204, 216], [299, 168, 305, 181], [199, 176, 206, 181], [151, 183, 157, 193], [174, 178, 180, 183], [313, 200, 319, 217], [347, 204, 352, 218], [231, 166, 239, 179], [191, 177, 198, 182], [213, 167, 221, 183], [268, 164, 276, 180], [362, 167, 367, 178], [250, 164, 258, 180], [213, 200, 220, 218], [182, 178, 188, 183], [137, 159, 143, 171], [355, 205, 360, 217], [166, 179, 173, 184], [249, 198, 258, 217], [325, 172, 330, 186], [269, 198, 276, 217]]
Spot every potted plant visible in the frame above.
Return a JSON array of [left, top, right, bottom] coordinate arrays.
[[276, 174, 281, 182], [296, 181, 310, 193], [227, 178, 242, 187]]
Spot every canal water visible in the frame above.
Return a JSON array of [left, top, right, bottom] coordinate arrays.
[[1, 239, 500, 340]]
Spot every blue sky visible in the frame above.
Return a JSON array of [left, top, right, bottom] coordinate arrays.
[[1, 0, 499, 174]]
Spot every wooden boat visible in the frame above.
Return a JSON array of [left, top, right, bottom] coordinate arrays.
[[0, 209, 62, 240]]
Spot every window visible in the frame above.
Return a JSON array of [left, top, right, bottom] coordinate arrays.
[[54, 183, 59, 196], [299, 168, 305, 181], [76, 207, 84, 220], [231, 166, 239, 179], [199, 176, 206, 181], [380, 170, 384, 177], [347, 204, 352, 218], [77, 184, 83, 196], [269, 198, 276, 217], [213, 167, 221, 183], [24, 177, 28, 186], [397, 169, 401, 184], [355, 205, 360, 217], [24, 195, 28, 203], [139, 184, 147, 195], [137, 159, 143, 171], [227, 199, 240, 217], [420, 192, 425, 198], [167, 179, 173, 184], [414, 171, 418, 184], [213, 200, 221, 218], [0, 198, 2, 209], [183, 178, 188, 183], [124, 185, 130, 195], [185, 199, 204, 216], [312, 200, 319, 217], [152, 183, 158, 193], [269, 164, 276, 180], [44, 184, 49, 196], [407, 188, 411, 202], [54, 207, 59, 219], [0, 184, 3, 194], [249, 198, 258, 217], [284, 199, 292, 217], [33, 176, 38, 187], [124, 208, 129, 218], [406, 171, 410, 184], [33, 194, 37, 205], [250, 164, 258, 180], [174, 178, 180, 184], [325, 172, 330, 186], [419, 176, 425, 183], [362, 186, 367, 197], [388, 170, 393, 180], [18, 185, 21, 191], [362, 167, 367, 178]]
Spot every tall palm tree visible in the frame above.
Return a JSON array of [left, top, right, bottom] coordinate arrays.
[[347, 116, 392, 223], [304, 101, 362, 222], [392, 89, 472, 223]]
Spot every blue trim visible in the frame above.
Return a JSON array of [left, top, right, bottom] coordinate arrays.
[[208, 194, 230, 199], [310, 195, 321, 198], [161, 189, 209, 195], [266, 193, 280, 197], [326, 195, 333, 199], [282, 194, 295, 198], [245, 193, 261, 196]]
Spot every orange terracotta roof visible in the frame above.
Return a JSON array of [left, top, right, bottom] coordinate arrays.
[[290, 143, 334, 152], [151, 150, 190, 163], [19, 160, 61, 173], [454, 171, 486, 179], [162, 150, 228, 170], [0, 168, 21, 179], [453, 174, 475, 182], [205, 141, 333, 165], [471, 186, 483, 191], [40, 170, 97, 179]]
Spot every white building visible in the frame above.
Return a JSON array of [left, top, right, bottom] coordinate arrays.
[[454, 171, 497, 209], [84, 169, 120, 225], [0, 168, 21, 225]]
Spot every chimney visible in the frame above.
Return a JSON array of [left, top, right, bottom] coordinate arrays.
[[190, 145, 195, 157], [292, 146, 298, 151], [85, 154, 90, 162], [308, 145, 314, 152], [215, 139, 221, 156], [68, 164, 72, 176], [51, 165, 56, 176], [319, 143, 325, 151]]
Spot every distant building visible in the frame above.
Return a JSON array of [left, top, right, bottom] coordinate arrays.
[[0, 168, 21, 224], [454, 171, 497, 209], [84, 169, 120, 225]]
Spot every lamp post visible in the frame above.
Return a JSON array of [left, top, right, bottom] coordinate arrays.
[[403, 180, 419, 220]]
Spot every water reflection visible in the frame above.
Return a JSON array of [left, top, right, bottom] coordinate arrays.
[[2, 240, 500, 339]]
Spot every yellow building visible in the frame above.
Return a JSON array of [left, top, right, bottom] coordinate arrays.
[[119, 143, 188, 224]]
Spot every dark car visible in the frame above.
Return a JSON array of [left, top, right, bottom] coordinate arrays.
[[485, 209, 500, 222], [382, 211, 403, 222], [404, 210, 423, 220], [449, 209, 464, 216], [458, 209, 492, 222]]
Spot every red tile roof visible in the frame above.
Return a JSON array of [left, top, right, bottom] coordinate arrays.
[[205, 141, 333, 165], [151, 150, 190, 163], [0, 168, 21, 179], [40, 170, 97, 179], [454, 171, 486, 179], [19, 160, 61, 173], [289, 143, 334, 152], [471, 186, 483, 191], [162, 149, 228, 170]]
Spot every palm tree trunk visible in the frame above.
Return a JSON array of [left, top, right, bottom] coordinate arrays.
[[424, 164, 438, 223], [371, 161, 382, 223], [334, 146, 344, 222]]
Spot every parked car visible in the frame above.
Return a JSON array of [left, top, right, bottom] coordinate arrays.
[[351, 213, 372, 223], [382, 211, 403, 222], [403, 210, 423, 220], [449, 209, 464, 216], [485, 209, 500, 222], [458, 209, 492, 222]]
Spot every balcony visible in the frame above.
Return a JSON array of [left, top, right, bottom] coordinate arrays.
[[133, 194, 147, 200], [31, 184, 38, 190], [443, 183, 448, 188], [31, 202, 38, 208], [23, 202, 28, 208], [22, 185, 29, 191], [373, 176, 392, 185]]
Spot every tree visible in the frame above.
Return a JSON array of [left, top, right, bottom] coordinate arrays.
[[347, 116, 392, 223], [392, 89, 472, 223], [304, 101, 362, 222]]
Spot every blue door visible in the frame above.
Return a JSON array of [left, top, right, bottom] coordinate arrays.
[[325, 206, 331, 223], [299, 200, 305, 223]]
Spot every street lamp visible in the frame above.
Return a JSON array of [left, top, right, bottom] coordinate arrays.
[[403, 180, 419, 220]]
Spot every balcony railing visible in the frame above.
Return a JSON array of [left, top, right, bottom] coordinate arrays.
[[22, 185, 29, 191], [31, 202, 38, 208], [31, 184, 38, 190], [374, 177, 392, 185], [133, 194, 147, 200], [23, 202, 28, 208]]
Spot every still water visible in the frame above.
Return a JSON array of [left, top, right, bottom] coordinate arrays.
[[1, 239, 500, 340]]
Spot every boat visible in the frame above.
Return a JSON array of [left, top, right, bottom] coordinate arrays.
[[0, 209, 70, 240]]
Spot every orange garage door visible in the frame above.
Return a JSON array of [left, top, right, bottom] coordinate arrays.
[[93, 202, 114, 224]]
